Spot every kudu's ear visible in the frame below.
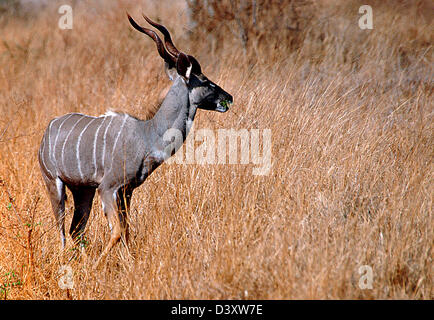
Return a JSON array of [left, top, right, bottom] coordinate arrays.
[[164, 62, 177, 81], [176, 52, 193, 82], [188, 55, 202, 75]]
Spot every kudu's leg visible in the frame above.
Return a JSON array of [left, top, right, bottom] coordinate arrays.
[[93, 188, 121, 269], [117, 186, 133, 246], [43, 176, 67, 249], [69, 186, 96, 246]]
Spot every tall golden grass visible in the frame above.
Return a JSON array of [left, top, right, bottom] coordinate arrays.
[[0, 0, 432, 299]]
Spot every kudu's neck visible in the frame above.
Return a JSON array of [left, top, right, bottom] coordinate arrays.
[[150, 77, 197, 138]]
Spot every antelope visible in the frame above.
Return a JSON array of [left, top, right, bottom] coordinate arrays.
[[38, 14, 233, 267]]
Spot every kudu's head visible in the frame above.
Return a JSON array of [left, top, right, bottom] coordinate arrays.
[[127, 14, 233, 113]]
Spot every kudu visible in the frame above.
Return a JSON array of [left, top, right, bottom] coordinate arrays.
[[38, 14, 233, 267]]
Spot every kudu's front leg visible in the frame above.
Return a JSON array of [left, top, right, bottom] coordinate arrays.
[[117, 186, 133, 247]]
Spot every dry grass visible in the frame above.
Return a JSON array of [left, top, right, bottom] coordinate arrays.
[[0, 0, 432, 299]]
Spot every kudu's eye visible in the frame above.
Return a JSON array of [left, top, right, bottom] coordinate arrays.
[[201, 79, 215, 88]]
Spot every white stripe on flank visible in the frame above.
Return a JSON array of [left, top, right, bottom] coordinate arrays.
[[76, 118, 97, 181], [61, 116, 86, 175], [109, 114, 128, 172], [47, 120, 54, 163], [102, 115, 115, 169], [47, 116, 64, 164], [53, 114, 75, 170], [92, 116, 108, 179], [40, 138, 54, 177]]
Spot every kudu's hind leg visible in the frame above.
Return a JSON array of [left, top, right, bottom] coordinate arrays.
[[69, 186, 96, 246], [43, 176, 67, 249], [93, 188, 121, 269]]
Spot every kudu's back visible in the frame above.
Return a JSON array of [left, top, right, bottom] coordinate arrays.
[[38, 111, 146, 188]]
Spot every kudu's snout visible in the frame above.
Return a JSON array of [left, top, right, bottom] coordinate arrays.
[[226, 93, 233, 104], [216, 91, 233, 113]]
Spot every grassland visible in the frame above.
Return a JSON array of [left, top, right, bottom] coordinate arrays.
[[0, 0, 432, 299]]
